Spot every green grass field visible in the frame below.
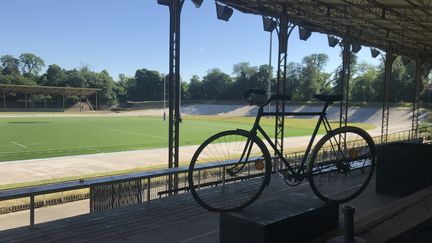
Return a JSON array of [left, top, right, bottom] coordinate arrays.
[[0, 115, 375, 162]]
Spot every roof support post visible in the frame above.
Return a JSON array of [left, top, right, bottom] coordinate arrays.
[[3, 93, 5, 111], [44, 96, 47, 110], [62, 94, 65, 111], [412, 56, 422, 139], [25, 93, 27, 110], [381, 51, 396, 143], [275, 5, 294, 157], [162, 0, 184, 195], [339, 39, 351, 129]]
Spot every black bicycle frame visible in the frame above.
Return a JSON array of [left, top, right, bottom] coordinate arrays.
[[249, 101, 334, 177]]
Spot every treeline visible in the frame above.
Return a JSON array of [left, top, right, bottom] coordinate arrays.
[[1, 53, 431, 107]]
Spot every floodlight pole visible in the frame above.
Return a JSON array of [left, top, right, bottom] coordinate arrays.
[[381, 51, 396, 143], [161, 0, 184, 194], [275, 6, 294, 157]]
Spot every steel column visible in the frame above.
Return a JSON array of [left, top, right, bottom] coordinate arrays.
[[381, 52, 396, 143], [412, 57, 422, 138], [95, 92, 98, 111], [25, 93, 27, 109], [3, 93, 5, 110], [339, 39, 351, 128], [275, 6, 294, 156], [267, 31, 273, 112], [166, 0, 184, 194]]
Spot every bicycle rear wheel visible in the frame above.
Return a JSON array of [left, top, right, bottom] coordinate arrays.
[[188, 130, 271, 212], [308, 126, 376, 203]]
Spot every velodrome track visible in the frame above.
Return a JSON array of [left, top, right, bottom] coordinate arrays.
[[0, 104, 427, 186]]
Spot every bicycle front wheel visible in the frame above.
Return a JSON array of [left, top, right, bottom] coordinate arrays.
[[188, 130, 271, 212], [308, 126, 376, 203]]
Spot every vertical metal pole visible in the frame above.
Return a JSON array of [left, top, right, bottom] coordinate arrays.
[[275, 5, 292, 156], [44, 96, 47, 110], [343, 206, 355, 243], [268, 31, 273, 113], [62, 94, 65, 111], [30, 195, 35, 226], [339, 39, 351, 128], [381, 52, 395, 143], [147, 178, 151, 201], [163, 76, 166, 112], [3, 93, 5, 111], [79, 96, 82, 112], [25, 93, 27, 109], [89, 187, 93, 213], [95, 92, 98, 111], [412, 57, 422, 138]]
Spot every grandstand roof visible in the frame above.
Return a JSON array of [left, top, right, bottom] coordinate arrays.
[[221, 0, 432, 62], [0, 84, 101, 96]]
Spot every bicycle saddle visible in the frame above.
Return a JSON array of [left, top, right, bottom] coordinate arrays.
[[314, 94, 342, 103]]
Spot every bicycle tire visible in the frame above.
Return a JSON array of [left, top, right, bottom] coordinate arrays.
[[188, 129, 272, 212], [308, 126, 376, 203]]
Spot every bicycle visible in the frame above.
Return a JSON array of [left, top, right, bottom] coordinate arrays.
[[188, 89, 376, 212]]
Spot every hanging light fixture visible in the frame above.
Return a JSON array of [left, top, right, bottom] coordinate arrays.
[[157, 0, 171, 6], [262, 16, 277, 32], [352, 43, 362, 53], [370, 48, 380, 58], [327, 35, 339, 47], [299, 27, 311, 41], [191, 0, 203, 8], [216, 2, 233, 21]]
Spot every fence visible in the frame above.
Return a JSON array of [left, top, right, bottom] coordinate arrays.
[[0, 125, 430, 227]]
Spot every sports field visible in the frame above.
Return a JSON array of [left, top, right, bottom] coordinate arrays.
[[0, 115, 374, 162]]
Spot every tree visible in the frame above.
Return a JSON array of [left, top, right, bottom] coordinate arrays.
[[232, 62, 257, 79], [0, 55, 20, 75], [39, 64, 66, 86], [189, 75, 204, 100], [284, 62, 302, 100], [249, 64, 272, 91], [298, 53, 331, 100], [19, 53, 45, 75], [202, 68, 232, 100], [350, 62, 377, 102], [127, 69, 163, 101], [332, 53, 358, 95]]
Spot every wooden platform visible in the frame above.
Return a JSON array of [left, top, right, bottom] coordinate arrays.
[[0, 176, 396, 243]]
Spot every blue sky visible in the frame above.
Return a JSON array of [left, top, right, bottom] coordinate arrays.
[[1, 0, 379, 81]]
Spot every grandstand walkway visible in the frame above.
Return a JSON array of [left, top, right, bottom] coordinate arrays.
[[0, 175, 426, 243]]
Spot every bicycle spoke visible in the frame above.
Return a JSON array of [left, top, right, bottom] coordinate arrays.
[[308, 127, 375, 203]]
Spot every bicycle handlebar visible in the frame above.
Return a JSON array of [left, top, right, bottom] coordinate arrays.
[[244, 89, 291, 107]]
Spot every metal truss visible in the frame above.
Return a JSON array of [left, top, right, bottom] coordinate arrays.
[[224, 0, 432, 63], [381, 52, 396, 143], [163, 0, 184, 194], [339, 38, 351, 129], [275, 5, 294, 156]]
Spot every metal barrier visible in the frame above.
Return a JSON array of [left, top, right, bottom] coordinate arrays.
[[0, 125, 430, 227]]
